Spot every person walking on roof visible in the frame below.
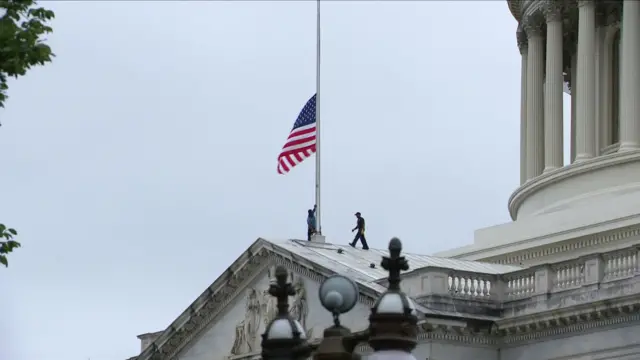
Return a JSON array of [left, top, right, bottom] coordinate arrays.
[[349, 212, 369, 250], [307, 204, 317, 241]]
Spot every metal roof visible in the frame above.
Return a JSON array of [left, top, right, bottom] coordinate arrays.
[[267, 239, 510, 322], [269, 239, 522, 287], [134, 237, 506, 359]]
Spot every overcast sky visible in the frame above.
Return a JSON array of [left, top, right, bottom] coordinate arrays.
[[0, 2, 574, 360]]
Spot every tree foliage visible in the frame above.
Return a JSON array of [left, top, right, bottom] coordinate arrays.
[[0, 0, 55, 108], [0, 1, 55, 267], [0, 224, 19, 267]]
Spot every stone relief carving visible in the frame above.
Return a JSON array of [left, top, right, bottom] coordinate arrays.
[[290, 272, 309, 330], [229, 288, 263, 355], [229, 266, 311, 356]]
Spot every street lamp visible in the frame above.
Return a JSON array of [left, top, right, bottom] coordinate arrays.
[[315, 274, 367, 360], [260, 238, 418, 360], [315, 237, 418, 360]]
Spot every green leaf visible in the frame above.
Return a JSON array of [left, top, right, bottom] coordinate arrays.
[[8, 228, 16, 235], [6, 240, 20, 250], [0, 2, 55, 109], [0, 224, 5, 233], [0, 255, 7, 267]]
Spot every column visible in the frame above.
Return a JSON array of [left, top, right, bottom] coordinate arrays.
[[619, 1, 640, 151], [571, 53, 577, 163], [524, 19, 545, 180], [518, 30, 528, 185], [575, 0, 597, 162], [601, 24, 617, 151], [594, 25, 603, 155], [544, 6, 564, 172]]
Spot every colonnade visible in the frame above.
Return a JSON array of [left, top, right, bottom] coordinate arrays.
[[517, 1, 640, 185]]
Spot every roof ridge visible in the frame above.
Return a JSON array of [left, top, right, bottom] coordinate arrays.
[[268, 240, 383, 283], [268, 238, 523, 275]]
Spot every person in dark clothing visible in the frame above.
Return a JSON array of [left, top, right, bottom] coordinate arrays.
[[307, 204, 317, 241], [349, 212, 369, 250]]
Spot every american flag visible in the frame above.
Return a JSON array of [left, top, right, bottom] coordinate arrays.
[[277, 94, 317, 174]]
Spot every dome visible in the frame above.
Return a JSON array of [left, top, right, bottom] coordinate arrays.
[[508, 1, 640, 221]]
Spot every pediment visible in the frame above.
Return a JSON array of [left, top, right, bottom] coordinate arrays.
[[135, 239, 382, 360], [179, 264, 373, 360]]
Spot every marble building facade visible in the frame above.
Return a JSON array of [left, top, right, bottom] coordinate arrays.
[[130, 237, 640, 360], [129, 1, 640, 360]]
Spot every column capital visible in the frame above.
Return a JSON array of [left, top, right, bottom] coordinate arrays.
[[577, 0, 594, 8], [517, 29, 528, 54], [544, 1, 563, 23], [523, 16, 545, 38]]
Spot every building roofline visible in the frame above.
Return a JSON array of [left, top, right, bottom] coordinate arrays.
[[136, 331, 163, 340], [507, 0, 520, 22]]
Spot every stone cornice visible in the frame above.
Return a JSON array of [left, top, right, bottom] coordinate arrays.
[[499, 291, 640, 330], [508, 151, 640, 220], [414, 297, 640, 347], [507, 0, 520, 22], [500, 305, 640, 345], [490, 225, 640, 266], [441, 219, 640, 268]]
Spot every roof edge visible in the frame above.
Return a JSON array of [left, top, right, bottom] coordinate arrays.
[[136, 237, 272, 360], [136, 331, 163, 340]]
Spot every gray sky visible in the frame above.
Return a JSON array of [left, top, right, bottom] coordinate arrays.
[[1, 2, 570, 360]]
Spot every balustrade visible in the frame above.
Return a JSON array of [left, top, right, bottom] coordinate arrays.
[[417, 245, 639, 302], [603, 248, 638, 280], [448, 271, 493, 299], [504, 271, 535, 298], [552, 259, 585, 290]]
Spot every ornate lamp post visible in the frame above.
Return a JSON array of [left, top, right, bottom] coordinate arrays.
[[261, 266, 313, 360], [260, 238, 418, 360], [314, 237, 418, 360], [366, 237, 418, 360]]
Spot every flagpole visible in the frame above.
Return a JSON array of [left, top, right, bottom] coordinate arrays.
[[315, 0, 322, 235]]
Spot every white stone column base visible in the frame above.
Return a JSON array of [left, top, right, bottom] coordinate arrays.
[[310, 234, 326, 243], [618, 143, 640, 152]]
